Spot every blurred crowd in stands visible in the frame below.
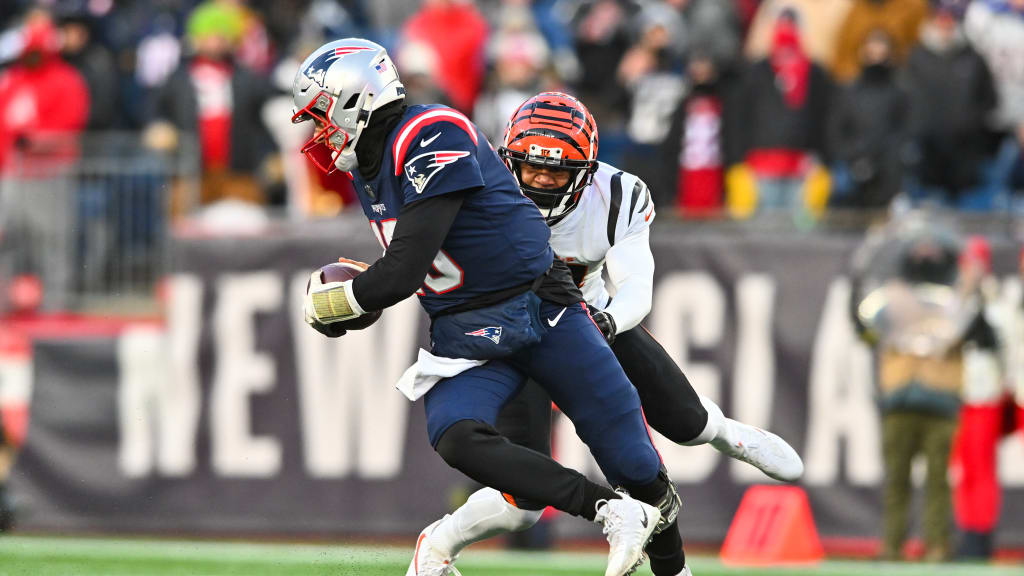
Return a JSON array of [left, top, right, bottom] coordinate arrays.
[[0, 0, 1023, 222]]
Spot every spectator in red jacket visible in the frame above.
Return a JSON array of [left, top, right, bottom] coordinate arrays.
[[733, 10, 832, 214], [0, 10, 89, 310], [400, 0, 489, 115], [0, 10, 89, 172]]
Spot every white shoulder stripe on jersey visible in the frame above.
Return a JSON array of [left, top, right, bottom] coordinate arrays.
[[392, 109, 478, 166]]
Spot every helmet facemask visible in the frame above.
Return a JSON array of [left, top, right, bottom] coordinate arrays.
[[501, 144, 595, 225], [292, 89, 370, 174], [291, 39, 405, 174]]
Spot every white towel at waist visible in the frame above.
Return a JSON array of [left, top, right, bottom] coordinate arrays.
[[395, 348, 488, 401]]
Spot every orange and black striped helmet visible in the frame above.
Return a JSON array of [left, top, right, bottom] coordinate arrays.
[[498, 92, 599, 224]]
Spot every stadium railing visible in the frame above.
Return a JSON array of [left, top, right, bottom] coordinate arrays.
[[0, 132, 199, 314]]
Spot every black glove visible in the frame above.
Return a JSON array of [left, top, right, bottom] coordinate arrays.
[[311, 320, 347, 338], [591, 310, 617, 345]]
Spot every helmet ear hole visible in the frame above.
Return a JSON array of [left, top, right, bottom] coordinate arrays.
[[342, 93, 360, 109]]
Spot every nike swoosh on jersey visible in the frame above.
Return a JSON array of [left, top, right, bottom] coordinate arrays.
[[547, 307, 567, 327], [419, 132, 442, 147]]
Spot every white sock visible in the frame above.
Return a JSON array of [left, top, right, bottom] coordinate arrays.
[[682, 395, 729, 446], [428, 488, 543, 557]]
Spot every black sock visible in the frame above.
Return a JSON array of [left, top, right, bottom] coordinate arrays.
[[647, 518, 686, 576], [621, 474, 667, 504], [581, 481, 620, 521], [619, 471, 685, 575]]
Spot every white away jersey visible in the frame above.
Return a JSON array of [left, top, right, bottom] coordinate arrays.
[[548, 162, 656, 333]]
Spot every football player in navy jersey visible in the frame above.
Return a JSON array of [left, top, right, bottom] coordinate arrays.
[[292, 39, 679, 576], [408, 93, 807, 576]]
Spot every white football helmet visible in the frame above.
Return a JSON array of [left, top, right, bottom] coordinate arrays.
[[291, 38, 405, 173]]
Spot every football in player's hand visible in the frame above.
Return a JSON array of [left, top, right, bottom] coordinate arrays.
[[308, 261, 382, 330]]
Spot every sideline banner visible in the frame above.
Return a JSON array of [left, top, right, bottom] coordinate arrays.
[[12, 218, 1024, 545]]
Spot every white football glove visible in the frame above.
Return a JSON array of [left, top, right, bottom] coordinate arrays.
[[303, 270, 366, 325]]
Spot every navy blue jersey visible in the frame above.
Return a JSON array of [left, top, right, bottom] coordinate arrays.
[[352, 105, 554, 316]]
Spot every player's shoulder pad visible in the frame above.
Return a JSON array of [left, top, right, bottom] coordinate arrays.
[[392, 106, 479, 175]]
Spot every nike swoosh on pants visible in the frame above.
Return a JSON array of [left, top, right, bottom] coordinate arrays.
[[547, 307, 567, 327]]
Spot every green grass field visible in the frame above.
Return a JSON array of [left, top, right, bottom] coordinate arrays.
[[0, 536, 1020, 576]]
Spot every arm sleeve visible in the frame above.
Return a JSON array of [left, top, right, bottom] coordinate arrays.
[[603, 227, 655, 334], [351, 189, 467, 310], [603, 178, 656, 333]]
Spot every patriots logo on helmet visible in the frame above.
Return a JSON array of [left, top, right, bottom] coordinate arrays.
[[304, 45, 373, 88], [465, 326, 502, 344], [404, 150, 470, 194]]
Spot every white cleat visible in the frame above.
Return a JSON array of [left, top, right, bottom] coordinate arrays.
[[676, 565, 694, 576], [406, 518, 462, 576], [594, 493, 661, 576], [712, 421, 804, 482]]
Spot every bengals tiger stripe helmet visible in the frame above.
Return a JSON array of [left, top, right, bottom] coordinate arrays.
[[499, 92, 598, 224]]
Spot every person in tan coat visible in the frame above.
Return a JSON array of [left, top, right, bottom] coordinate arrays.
[[832, 0, 930, 83], [852, 224, 969, 562]]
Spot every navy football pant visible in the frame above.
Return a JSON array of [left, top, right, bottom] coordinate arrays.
[[494, 324, 698, 575], [425, 301, 662, 516], [496, 324, 709, 504]]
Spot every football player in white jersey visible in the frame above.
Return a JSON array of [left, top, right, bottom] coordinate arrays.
[[406, 93, 803, 576]]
